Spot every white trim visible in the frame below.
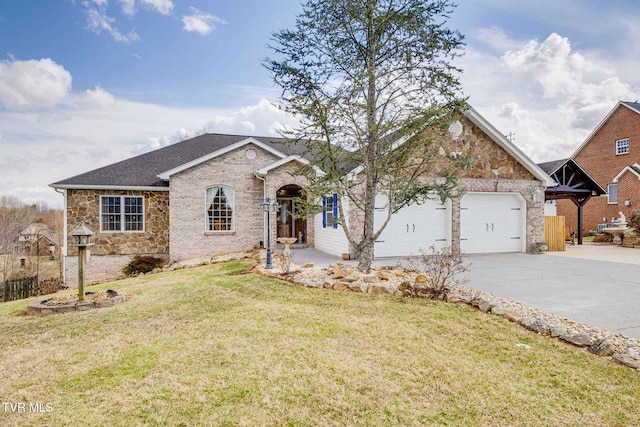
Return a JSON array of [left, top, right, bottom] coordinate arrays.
[[158, 138, 288, 180], [255, 155, 311, 176], [616, 138, 630, 155], [204, 185, 236, 233], [612, 163, 640, 183], [572, 102, 639, 159], [607, 184, 619, 205], [465, 108, 556, 187], [50, 184, 169, 192], [345, 107, 556, 187], [460, 192, 527, 253], [99, 195, 145, 233]]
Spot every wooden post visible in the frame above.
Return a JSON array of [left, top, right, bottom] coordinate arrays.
[[78, 246, 85, 301], [577, 204, 583, 245]]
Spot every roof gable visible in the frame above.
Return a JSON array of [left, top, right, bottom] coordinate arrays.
[[464, 108, 555, 186], [571, 101, 640, 159], [157, 138, 288, 180], [51, 134, 308, 189], [613, 163, 640, 182]]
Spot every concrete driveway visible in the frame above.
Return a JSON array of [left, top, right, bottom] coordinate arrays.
[[292, 244, 640, 339], [459, 245, 640, 339]]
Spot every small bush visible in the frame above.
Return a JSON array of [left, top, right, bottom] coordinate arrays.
[[401, 245, 470, 300], [592, 233, 613, 243], [123, 256, 167, 276], [629, 211, 640, 234]]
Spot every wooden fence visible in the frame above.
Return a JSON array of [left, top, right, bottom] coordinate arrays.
[[2, 276, 38, 302], [544, 216, 565, 252]]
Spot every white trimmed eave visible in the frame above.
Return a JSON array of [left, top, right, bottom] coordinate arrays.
[[255, 155, 325, 177], [570, 102, 640, 159], [613, 163, 640, 183], [157, 137, 288, 180], [49, 184, 170, 192], [465, 108, 557, 187]]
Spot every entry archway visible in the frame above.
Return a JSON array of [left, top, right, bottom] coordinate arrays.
[[276, 184, 306, 244]]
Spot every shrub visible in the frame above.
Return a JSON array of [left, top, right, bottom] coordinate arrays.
[[593, 233, 613, 243], [123, 256, 167, 276], [401, 245, 470, 300], [629, 211, 640, 234]]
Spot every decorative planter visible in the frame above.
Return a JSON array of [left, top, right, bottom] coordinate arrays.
[[535, 242, 548, 253], [341, 253, 351, 260]]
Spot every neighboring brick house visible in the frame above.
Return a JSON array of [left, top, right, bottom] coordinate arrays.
[[51, 107, 554, 286], [556, 102, 640, 236]]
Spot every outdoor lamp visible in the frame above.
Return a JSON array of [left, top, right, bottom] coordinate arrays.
[[261, 198, 279, 269], [69, 222, 94, 301]]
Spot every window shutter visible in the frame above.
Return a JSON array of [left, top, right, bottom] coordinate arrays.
[[322, 197, 327, 228], [332, 193, 338, 229]]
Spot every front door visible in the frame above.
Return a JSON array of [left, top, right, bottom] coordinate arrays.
[[276, 185, 306, 243]]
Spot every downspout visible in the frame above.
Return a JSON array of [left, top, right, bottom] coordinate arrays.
[[54, 188, 67, 285], [255, 171, 267, 247]]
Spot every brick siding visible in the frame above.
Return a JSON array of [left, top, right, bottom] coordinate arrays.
[[558, 105, 640, 235]]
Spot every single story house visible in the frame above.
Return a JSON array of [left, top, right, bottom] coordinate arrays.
[[51, 107, 554, 286]]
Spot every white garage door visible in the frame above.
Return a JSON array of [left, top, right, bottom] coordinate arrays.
[[460, 193, 525, 254], [374, 195, 450, 258]]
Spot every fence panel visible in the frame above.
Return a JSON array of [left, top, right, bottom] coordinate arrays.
[[544, 216, 566, 252], [2, 276, 38, 302]]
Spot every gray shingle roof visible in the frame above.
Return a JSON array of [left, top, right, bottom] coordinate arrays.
[[537, 158, 570, 175], [621, 101, 640, 114], [51, 134, 310, 188]]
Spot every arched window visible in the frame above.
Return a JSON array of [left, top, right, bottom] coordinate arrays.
[[206, 186, 234, 231]]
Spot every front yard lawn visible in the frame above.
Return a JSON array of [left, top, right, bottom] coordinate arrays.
[[0, 261, 638, 426]]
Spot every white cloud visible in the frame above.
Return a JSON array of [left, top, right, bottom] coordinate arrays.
[[0, 58, 72, 110], [0, 97, 296, 207], [76, 86, 116, 109], [83, 1, 140, 42], [118, 0, 174, 16], [182, 7, 227, 35], [139, 0, 173, 15], [458, 31, 638, 162]]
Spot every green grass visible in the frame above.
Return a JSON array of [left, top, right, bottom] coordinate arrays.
[[0, 261, 638, 426]]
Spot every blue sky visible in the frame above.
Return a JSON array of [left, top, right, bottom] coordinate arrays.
[[2, 0, 640, 207]]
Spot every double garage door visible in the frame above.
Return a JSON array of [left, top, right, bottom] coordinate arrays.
[[374, 193, 525, 257]]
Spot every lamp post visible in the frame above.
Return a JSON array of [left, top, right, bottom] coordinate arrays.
[[261, 198, 279, 269], [70, 222, 94, 301]]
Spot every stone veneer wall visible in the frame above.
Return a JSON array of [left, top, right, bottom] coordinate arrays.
[[343, 116, 544, 254], [169, 144, 310, 262], [65, 189, 169, 286]]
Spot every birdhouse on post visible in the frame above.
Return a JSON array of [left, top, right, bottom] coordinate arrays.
[[69, 222, 94, 301]]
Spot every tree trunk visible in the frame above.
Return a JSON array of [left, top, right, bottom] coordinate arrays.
[[358, 238, 374, 273]]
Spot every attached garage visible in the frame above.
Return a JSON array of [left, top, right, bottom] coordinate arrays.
[[460, 192, 526, 254], [374, 195, 451, 258]]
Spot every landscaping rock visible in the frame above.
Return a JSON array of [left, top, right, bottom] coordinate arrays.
[[550, 324, 568, 338], [333, 283, 349, 291], [445, 294, 461, 303], [301, 262, 315, 268], [479, 300, 495, 313], [342, 276, 357, 283], [377, 271, 391, 281], [613, 353, 640, 369], [323, 282, 333, 289], [502, 311, 521, 324], [589, 339, 615, 356], [369, 285, 391, 295], [349, 283, 368, 293], [415, 275, 427, 284], [332, 267, 350, 280], [363, 275, 377, 283], [562, 333, 593, 347], [522, 317, 550, 335], [490, 306, 505, 315]]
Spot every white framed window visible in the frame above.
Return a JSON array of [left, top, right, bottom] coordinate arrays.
[[607, 184, 618, 204], [206, 186, 235, 231], [616, 138, 629, 155], [100, 196, 144, 232], [322, 194, 338, 229]]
